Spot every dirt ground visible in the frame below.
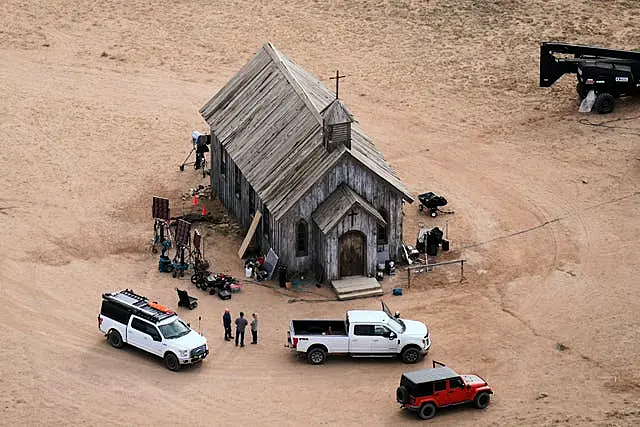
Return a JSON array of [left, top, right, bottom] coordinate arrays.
[[1, 1, 639, 425]]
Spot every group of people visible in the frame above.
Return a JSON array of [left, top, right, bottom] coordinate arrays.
[[222, 308, 258, 347]]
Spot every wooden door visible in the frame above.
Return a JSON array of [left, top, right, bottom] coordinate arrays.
[[339, 231, 365, 277]]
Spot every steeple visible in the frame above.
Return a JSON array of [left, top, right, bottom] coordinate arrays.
[[321, 98, 354, 151]]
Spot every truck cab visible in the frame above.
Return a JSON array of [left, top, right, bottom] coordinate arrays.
[[288, 301, 430, 364], [98, 289, 209, 371]]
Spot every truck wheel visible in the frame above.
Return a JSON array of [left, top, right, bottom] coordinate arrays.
[[594, 92, 615, 114], [418, 402, 436, 420], [164, 352, 181, 371], [307, 347, 327, 365], [107, 330, 123, 349], [401, 346, 421, 364], [396, 386, 409, 404], [474, 391, 491, 409]]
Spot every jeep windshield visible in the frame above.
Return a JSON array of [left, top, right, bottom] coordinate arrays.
[[159, 319, 191, 339]]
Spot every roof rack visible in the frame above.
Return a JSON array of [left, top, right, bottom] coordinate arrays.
[[102, 289, 176, 324]]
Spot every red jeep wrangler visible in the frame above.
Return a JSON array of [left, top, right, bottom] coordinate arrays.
[[396, 361, 493, 420]]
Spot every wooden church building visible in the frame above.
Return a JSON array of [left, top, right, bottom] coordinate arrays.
[[200, 42, 413, 284]]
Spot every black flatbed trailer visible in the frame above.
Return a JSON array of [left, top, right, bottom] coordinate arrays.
[[540, 42, 640, 113]]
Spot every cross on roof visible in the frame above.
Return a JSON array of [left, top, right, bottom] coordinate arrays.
[[329, 70, 346, 99], [347, 209, 358, 227]]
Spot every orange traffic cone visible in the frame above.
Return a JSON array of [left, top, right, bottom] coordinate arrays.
[[201, 206, 207, 215], [192, 195, 198, 206]]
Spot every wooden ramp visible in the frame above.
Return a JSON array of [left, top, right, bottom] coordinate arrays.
[[331, 276, 383, 301]]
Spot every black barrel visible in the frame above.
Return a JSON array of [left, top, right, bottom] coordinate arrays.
[[426, 244, 439, 256], [430, 227, 444, 245]]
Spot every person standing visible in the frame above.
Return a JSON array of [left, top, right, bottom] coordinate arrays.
[[223, 308, 232, 341], [235, 311, 248, 347], [250, 313, 258, 344]]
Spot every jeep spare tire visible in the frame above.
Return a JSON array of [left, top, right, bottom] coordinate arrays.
[[396, 386, 409, 404], [474, 391, 491, 409], [418, 402, 436, 420], [164, 352, 181, 371], [108, 330, 123, 349], [401, 347, 421, 364]]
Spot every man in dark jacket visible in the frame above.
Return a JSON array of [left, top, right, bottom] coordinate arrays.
[[235, 311, 248, 347], [223, 308, 232, 341]]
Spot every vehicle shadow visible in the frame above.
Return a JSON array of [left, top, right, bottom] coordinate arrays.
[[99, 339, 204, 374], [288, 351, 429, 368], [397, 402, 485, 423]]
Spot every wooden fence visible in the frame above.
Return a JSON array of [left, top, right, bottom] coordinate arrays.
[[407, 259, 465, 288]]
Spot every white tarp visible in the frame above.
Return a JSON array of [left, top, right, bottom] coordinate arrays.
[[579, 90, 596, 113], [264, 248, 279, 280]]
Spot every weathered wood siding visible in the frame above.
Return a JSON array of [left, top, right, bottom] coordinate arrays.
[[210, 131, 273, 254], [210, 133, 221, 198], [324, 205, 378, 280], [312, 222, 325, 281], [279, 155, 405, 281], [212, 128, 404, 281]]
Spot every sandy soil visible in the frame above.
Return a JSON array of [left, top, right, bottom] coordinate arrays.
[[1, 1, 639, 425]]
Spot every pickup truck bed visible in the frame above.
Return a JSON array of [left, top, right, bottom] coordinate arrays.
[[291, 320, 346, 335]]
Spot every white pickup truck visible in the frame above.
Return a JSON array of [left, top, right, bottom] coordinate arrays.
[[287, 301, 431, 365], [98, 289, 209, 371]]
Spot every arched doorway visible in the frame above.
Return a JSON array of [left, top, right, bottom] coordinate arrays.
[[339, 231, 366, 277]]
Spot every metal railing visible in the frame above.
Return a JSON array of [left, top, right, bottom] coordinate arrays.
[[407, 259, 465, 288]]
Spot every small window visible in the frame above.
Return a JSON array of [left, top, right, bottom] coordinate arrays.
[[377, 208, 388, 245], [147, 325, 161, 340], [262, 206, 270, 238], [132, 318, 160, 339], [220, 147, 227, 176], [100, 301, 131, 324], [449, 377, 464, 389], [374, 325, 390, 336], [249, 189, 255, 214], [434, 380, 447, 392], [296, 220, 308, 257], [131, 318, 149, 333], [354, 325, 375, 336], [416, 381, 434, 396], [234, 165, 241, 199]]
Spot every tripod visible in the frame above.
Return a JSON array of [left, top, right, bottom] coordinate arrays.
[[152, 219, 172, 254]]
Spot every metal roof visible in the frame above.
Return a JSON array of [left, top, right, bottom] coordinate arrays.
[[312, 184, 386, 234], [199, 43, 414, 220], [403, 367, 459, 384]]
